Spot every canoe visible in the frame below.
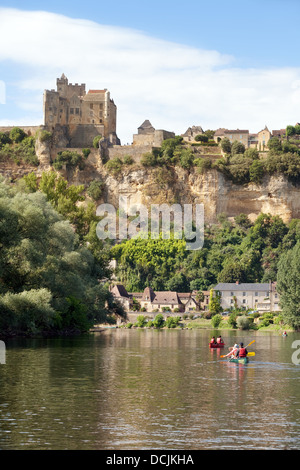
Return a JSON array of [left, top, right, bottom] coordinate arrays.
[[229, 357, 249, 364], [209, 342, 225, 349]]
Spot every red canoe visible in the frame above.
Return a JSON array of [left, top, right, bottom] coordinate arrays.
[[209, 342, 225, 348]]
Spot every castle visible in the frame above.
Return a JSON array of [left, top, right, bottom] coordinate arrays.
[[43, 74, 120, 148]]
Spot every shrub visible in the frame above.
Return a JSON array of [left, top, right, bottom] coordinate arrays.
[[153, 313, 165, 328], [141, 152, 157, 167], [105, 157, 123, 176], [236, 315, 251, 330], [126, 322, 133, 328], [228, 312, 237, 328], [136, 315, 147, 327], [82, 148, 91, 159], [195, 134, 208, 142], [211, 313, 223, 328], [53, 150, 84, 170], [38, 130, 52, 143], [165, 316, 180, 328], [9, 127, 27, 143], [93, 135, 102, 149], [87, 180, 105, 200], [123, 155, 134, 165], [196, 157, 212, 174]]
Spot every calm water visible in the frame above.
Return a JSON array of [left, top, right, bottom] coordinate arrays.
[[0, 328, 299, 450]]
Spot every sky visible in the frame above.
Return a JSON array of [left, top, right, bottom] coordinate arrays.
[[0, 0, 300, 144]]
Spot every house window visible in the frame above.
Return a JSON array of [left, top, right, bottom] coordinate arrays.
[[70, 108, 74, 114], [243, 292, 246, 296], [231, 299, 234, 304], [255, 292, 258, 296], [243, 299, 246, 304], [231, 292, 234, 296], [75, 108, 79, 115], [90, 103, 93, 109]]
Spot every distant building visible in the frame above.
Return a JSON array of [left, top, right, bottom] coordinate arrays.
[[43, 74, 119, 147], [132, 120, 175, 147], [213, 282, 280, 313], [214, 126, 271, 150], [110, 284, 132, 311], [182, 125, 204, 142], [140, 287, 184, 313]]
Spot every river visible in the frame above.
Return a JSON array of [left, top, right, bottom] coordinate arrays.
[[0, 328, 299, 450]]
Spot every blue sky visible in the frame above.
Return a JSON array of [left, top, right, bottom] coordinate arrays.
[[1, 1, 300, 143]]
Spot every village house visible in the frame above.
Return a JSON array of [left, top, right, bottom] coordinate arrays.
[[214, 126, 271, 150], [109, 284, 133, 311], [140, 287, 184, 313], [213, 281, 280, 313]]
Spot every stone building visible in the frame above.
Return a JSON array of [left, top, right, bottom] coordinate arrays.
[[213, 281, 280, 313], [132, 120, 175, 147], [43, 74, 119, 147]]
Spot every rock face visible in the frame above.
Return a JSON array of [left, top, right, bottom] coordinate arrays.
[[79, 163, 300, 224], [2, 142, 300, 223]]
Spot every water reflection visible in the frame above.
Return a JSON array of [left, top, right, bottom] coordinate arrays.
[[0, 329, 299, 449]]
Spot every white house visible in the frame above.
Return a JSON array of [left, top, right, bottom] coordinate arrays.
[[213, 282, 280, 313]]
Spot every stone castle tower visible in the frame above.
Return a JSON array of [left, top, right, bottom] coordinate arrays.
[[43, 74, 120, 147]]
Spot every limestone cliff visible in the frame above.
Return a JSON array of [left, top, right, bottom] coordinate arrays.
[[67, 153, 300, 224], [1, 143, 300, 224]]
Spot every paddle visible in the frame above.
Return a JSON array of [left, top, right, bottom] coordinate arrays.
[[220, 341, 256, 359]]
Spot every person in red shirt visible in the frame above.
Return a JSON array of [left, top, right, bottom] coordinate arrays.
[[237, 342, 248, 358]]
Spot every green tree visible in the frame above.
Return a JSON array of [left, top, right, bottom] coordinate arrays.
[[277, 241, 300, 329], [231, 140, 245, 155], [9, 127, 27, 143], [208, 289, 222, 314], [153, 313, 165, 328], [249, 160, 265, 184], [220, 137, 231, 154]]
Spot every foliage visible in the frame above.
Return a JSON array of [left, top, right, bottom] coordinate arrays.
[[0, 134, 39, 166], [123, 155, 134, 165], [211, 313, 222, 328], [195, 134, 208, 142], [220, 137, 231, 154], [236, 315, 251, 330], [277, 241, 300, 329], [165, 316, 181, 328], [136, 315, 147, 327], [208, 289, 222, 314], [0, 178, 120, 334], [93, 135, 102, 149], [82, 148, 91, 159], [38, 130, 52, 143], [53, 150, 85, 171], [9, 127, 27, 143], [105, 157, 123, 176], [153, 313, 165, 328], [231, 140, 245, 155], [87, 180, 105, 201]]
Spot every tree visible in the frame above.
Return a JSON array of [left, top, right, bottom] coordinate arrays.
[[208, 289, 222, 314], [195, 134, 208, 142], [268, 137, 282, 153], [277, 241, 300, 329], [249, 160, 265, 184], [286, 125, 296, 137], [231, 140, 245, 155], [9, 127, 26, 143], [220, 137, 231, 154]]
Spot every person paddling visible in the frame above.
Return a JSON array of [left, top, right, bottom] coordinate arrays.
[[237, 342, 248, 358], [223, 343, 239, 358]]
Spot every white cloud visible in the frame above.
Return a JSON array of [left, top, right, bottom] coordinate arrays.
[[1, 7, 300, 143]]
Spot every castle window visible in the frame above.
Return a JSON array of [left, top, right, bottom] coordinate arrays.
[[70, 108, 74, 114], [90, 103, 93, 109], [75, 108, 79, 115]]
